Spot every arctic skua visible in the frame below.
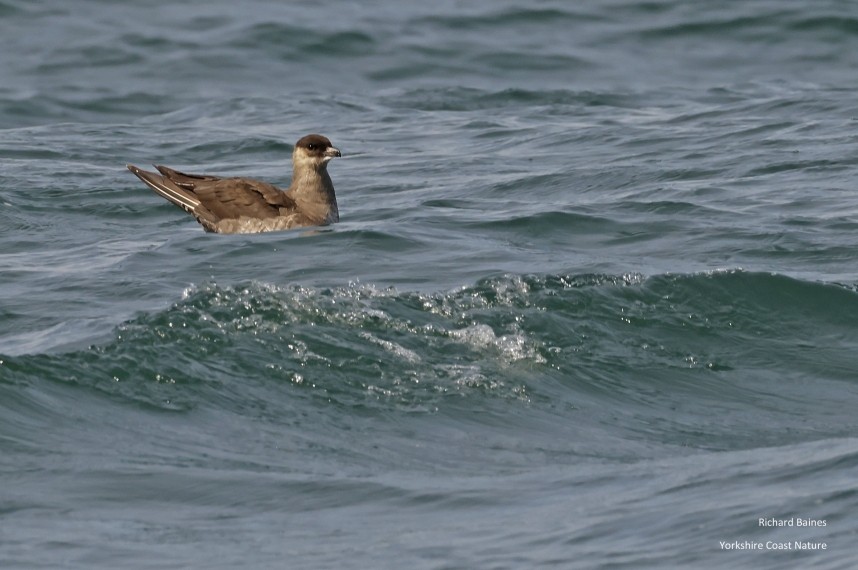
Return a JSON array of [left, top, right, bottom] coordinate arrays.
[[127, 134, 341, 234]]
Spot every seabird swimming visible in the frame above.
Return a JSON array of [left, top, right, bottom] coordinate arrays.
[[127, 134, 341, 234]]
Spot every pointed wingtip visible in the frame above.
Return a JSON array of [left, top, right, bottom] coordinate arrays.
[[126, 164, 139, 173]]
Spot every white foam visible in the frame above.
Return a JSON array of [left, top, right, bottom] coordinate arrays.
[[449, 324, 545, 363], [360, 332, 421, 363]]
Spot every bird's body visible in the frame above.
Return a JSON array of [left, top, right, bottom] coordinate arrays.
[[127, 134, 341, 234]]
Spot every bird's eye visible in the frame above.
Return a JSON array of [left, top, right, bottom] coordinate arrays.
[[306, 143, 316, 151]]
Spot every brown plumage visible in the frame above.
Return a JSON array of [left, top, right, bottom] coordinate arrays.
[[127, 134, 341, 234]]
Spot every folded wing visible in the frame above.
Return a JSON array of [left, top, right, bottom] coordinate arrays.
[[127, 164, 298, 231]]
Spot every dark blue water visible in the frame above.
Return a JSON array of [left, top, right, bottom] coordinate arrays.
[[2, 1, 858, 568]]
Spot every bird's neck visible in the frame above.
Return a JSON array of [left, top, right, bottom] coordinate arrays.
[[288, 166, 339, 223]]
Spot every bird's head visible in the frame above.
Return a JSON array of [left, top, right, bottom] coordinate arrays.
[[293, 134, 341, 172]]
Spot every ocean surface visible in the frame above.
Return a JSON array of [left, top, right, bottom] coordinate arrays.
[[2, 1, 858, 568]]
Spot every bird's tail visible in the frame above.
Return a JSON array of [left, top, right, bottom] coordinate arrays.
[[126, 164, 201, 214]]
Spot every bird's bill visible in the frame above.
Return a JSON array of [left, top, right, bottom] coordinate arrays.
[[324, 146, 342, 159]]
